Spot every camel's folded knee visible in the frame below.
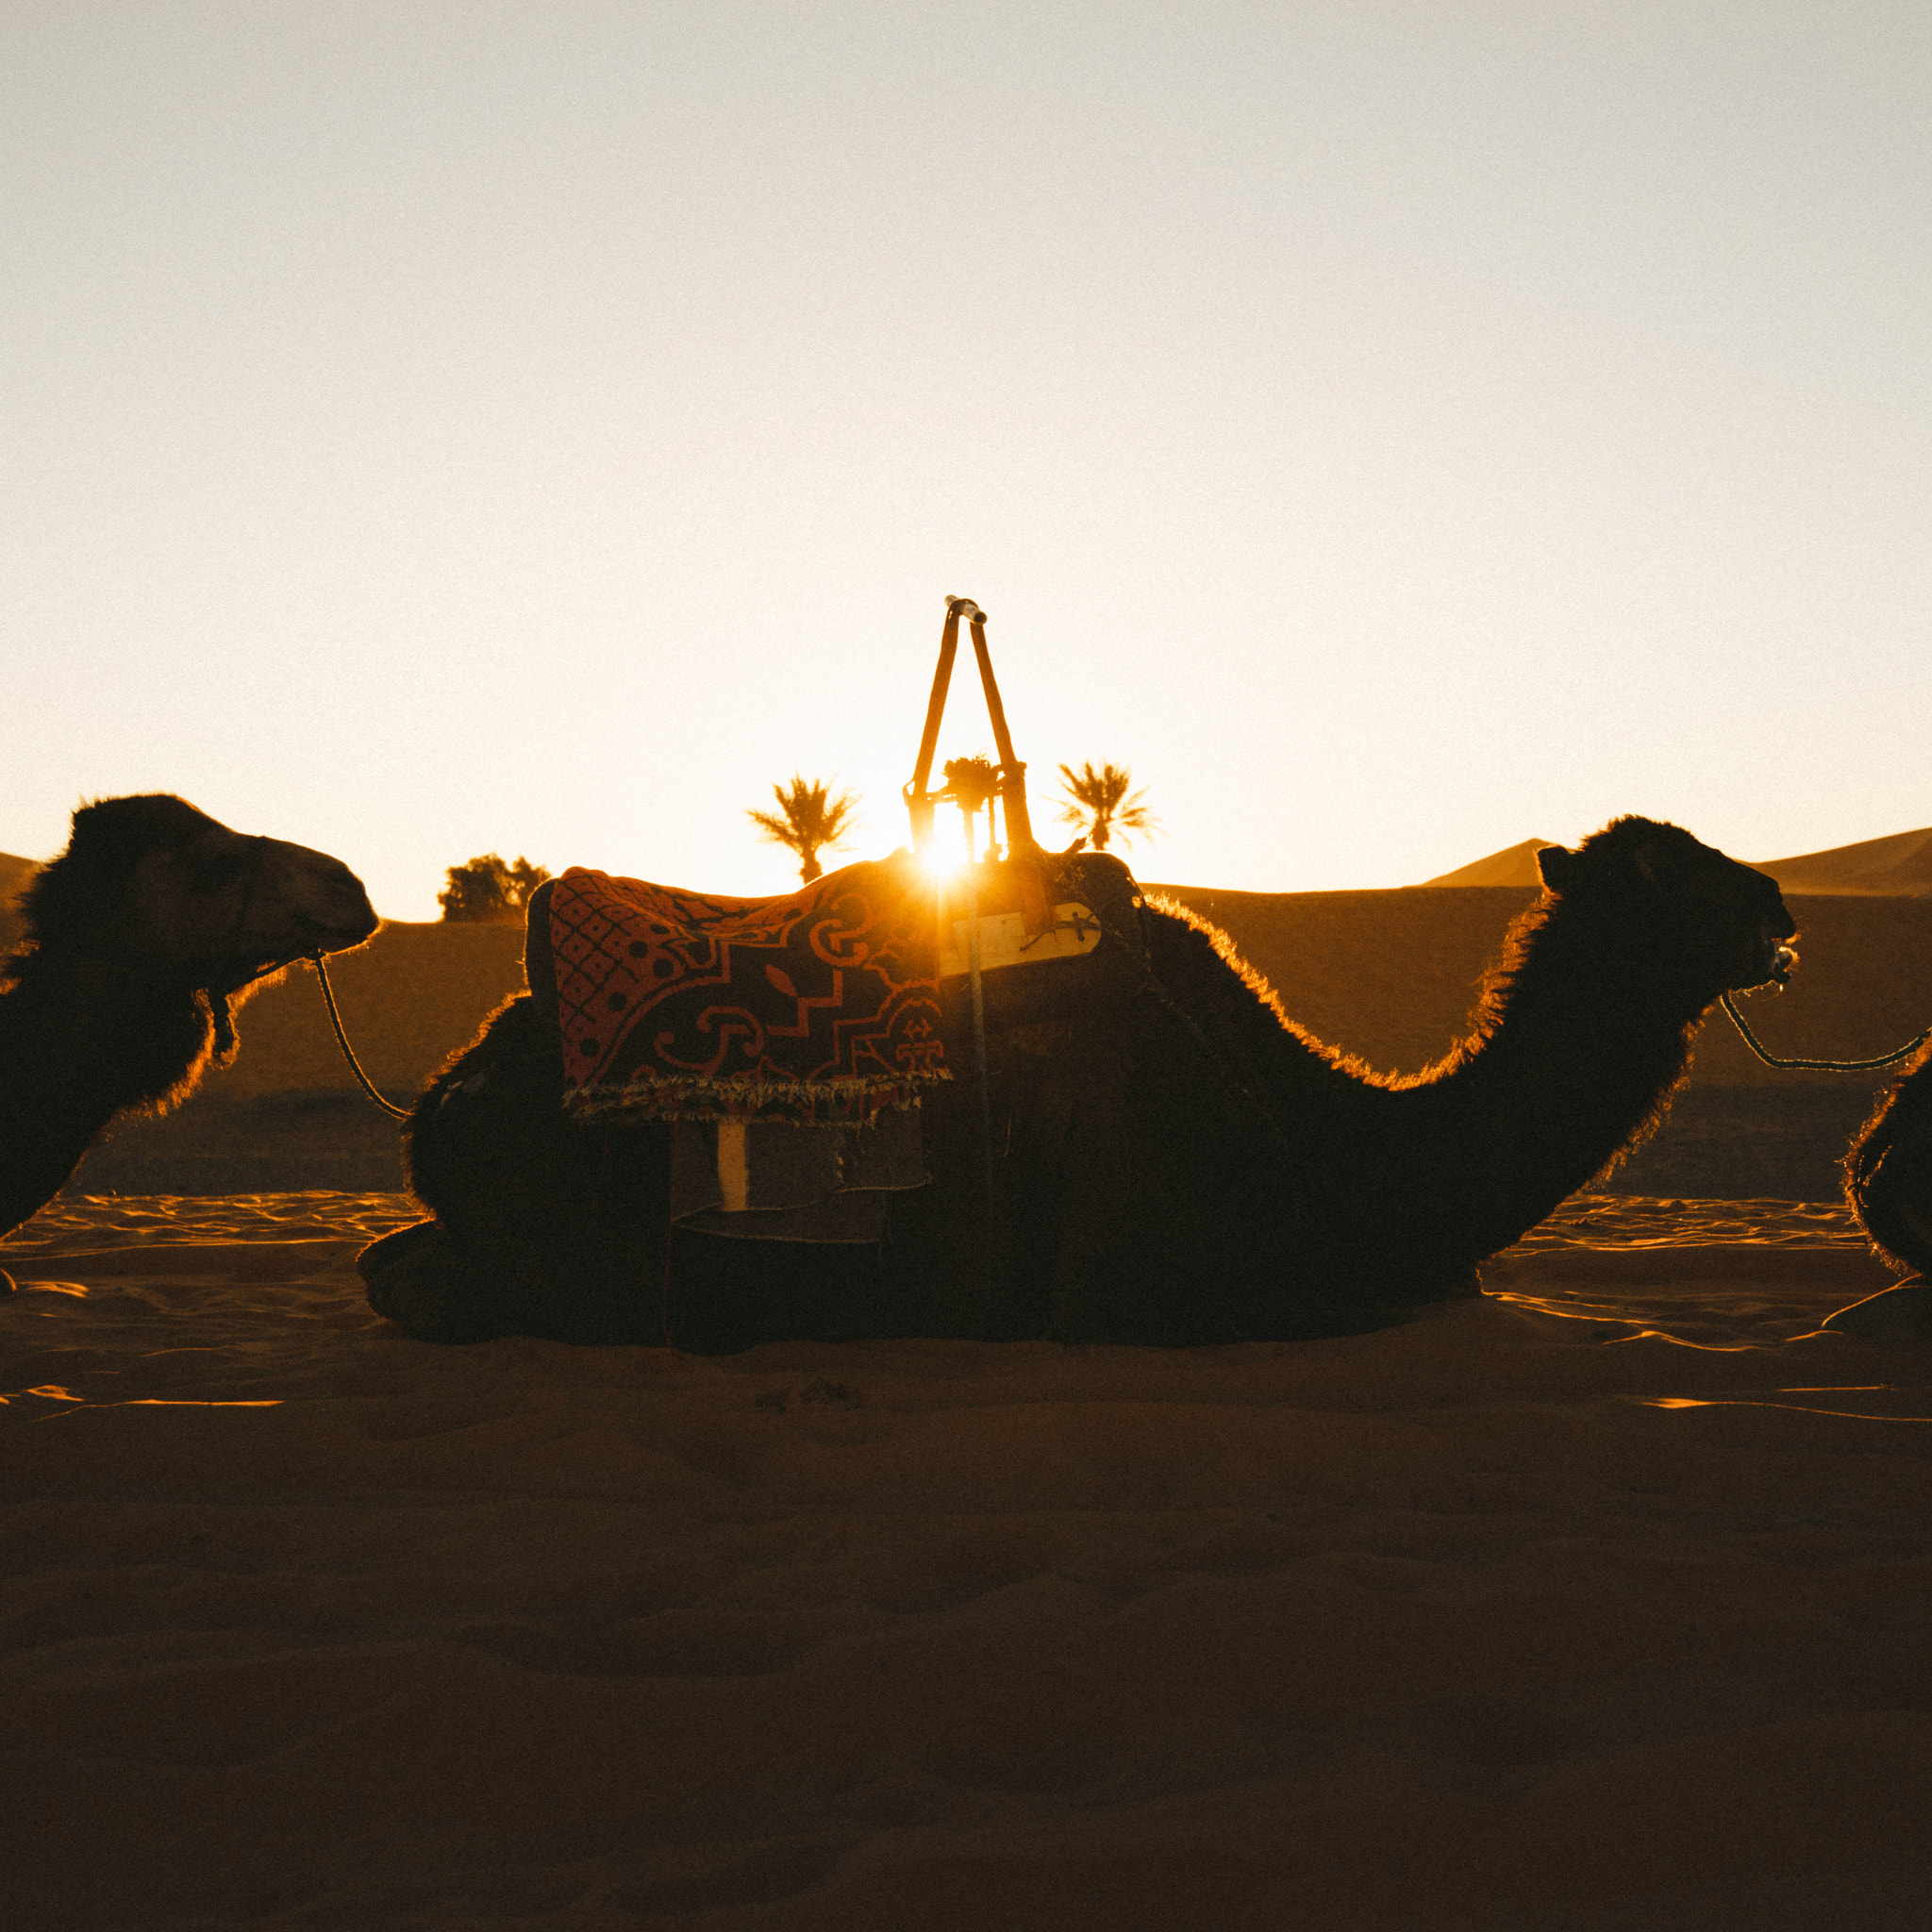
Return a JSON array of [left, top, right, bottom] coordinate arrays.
[[358, 1220, 511, 1343]]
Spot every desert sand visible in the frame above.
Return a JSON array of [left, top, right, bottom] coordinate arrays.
[[8, 839, 1932, 1924], [6, 1189, 1930, 1930]]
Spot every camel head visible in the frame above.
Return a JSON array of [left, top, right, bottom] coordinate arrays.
[[14, 794, 378, 999], [1536, 817, 1797, 998]]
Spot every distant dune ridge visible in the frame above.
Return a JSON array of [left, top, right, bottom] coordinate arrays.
[[1754, 825, 1932, 896], [1423, 826, 1932, 895], [1418, 838, 1556, 889]]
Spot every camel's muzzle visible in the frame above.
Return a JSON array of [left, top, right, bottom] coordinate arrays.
[[237, 916, 376, 986], [290, 907, 380, 953], [1737, 936, 1799, 993]]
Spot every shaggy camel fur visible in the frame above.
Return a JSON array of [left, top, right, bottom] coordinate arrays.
[[1849, 1042, 1932, 1279], [0, 794, 377, 1246], [366, 816, 1796, 1350], [1831, 1044, 1932, 1338]]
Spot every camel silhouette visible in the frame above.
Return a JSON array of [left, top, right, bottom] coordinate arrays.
[[360, 815, 1796, 1349], [0, 794, 377, 1247]]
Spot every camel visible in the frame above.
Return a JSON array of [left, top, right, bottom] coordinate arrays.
[[1831, 1042, 1932, 1340], [0, 794, 378, 1250], [362, 813, 1797, 1350]]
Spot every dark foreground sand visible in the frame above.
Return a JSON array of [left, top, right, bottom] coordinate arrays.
[[4, 1195, 1929, 1930]]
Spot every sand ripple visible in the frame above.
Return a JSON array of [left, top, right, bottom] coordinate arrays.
[[3, 1194, 1928, 1929]]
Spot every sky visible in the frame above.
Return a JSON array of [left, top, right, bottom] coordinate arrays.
[[4, 1, 1928, 917]]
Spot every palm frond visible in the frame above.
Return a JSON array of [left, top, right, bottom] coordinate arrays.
[[1055, 759, 1159, 851], [746, 808, 804, 851], [748, 773, 861, 882]]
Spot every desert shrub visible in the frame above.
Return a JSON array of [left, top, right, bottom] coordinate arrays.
[[438, 854, 552, 923]]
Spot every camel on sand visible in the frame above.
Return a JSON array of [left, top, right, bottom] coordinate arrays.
[[365, 815, 1798, 1351], [0, 794, 377, 1249]]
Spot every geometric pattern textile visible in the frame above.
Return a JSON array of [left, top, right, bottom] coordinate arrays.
[[537, 855, 950, 1124]]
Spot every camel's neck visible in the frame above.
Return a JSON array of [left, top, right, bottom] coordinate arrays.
[[1447, 901, 1709, 1094], [1371, 902, 1713, 1250], [0, 947, 221, 1238], [1152, 895, 1722, 1279]]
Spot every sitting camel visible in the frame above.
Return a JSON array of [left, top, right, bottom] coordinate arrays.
[[1831, 1042, 1932, 1340], [0, 794, 377, 1250], [363, 814, 1797, 1350]]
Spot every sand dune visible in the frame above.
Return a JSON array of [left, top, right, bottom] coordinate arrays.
[[1756, 826, 1932, 897], [1420, 826, 1932, 897], [1417, 837, 1554, 889], [4, 1191, 1928, 1928]]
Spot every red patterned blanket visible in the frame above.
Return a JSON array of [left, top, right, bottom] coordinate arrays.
[[527, 857, 950, 1124]]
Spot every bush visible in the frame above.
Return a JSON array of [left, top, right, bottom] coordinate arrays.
[[437, 854, 552, 923]]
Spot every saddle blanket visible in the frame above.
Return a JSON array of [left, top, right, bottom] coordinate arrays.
[[527, 855, 951, 1125]]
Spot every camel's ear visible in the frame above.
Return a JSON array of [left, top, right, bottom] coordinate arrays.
[[1536, 845, 1576, 892]]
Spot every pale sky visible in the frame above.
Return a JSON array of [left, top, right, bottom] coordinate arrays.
[[4, 2, 1927, 916]]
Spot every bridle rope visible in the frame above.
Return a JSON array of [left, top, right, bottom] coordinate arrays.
[[1720, 991, 1932, 1074], [218, 838, 409, 1120], [310, 949, 412, 1120]]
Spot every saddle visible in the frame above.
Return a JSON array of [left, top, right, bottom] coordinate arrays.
[[526, 851, 950, 1127], [523, 848, 1121, 1241]]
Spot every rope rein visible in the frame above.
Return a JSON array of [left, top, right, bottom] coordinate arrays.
[[1720, 991, 1932, 1074], [310, 950, 412, 1121]]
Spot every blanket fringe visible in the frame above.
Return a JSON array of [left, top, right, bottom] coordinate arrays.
[[562, 1067, 950, 1127]]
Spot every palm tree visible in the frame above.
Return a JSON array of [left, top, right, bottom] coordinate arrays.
[[748, 774, 860, 885], [1057, 761, 1158, 853]]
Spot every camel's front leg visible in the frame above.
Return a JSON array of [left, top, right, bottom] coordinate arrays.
[[375, 994, 669, 1342]]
